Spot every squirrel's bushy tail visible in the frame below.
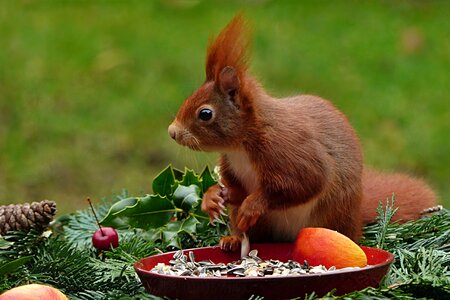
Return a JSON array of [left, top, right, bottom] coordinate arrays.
[[361, 168, 437, 224]]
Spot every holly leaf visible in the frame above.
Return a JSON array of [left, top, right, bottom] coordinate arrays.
[[173, 184, 202, 212], [173, 167, 184, 181], [162, 228, 179, 248], [200, 165, 217, 194], [100, 197, 139, 228], [125, 195, 177, 229], [162, 216, 200, 248], [101, 195, 177, 230], [179, 168, 201, 187], [192, 200, 210, 221], [152, 165, 176, 197]]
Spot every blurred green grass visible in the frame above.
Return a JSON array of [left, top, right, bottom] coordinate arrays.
[[0, 0, 448, 214]]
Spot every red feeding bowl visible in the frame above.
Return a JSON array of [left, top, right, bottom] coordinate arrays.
[[134, 243, 394, 300]]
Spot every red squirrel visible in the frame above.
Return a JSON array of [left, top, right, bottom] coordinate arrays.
[[168, 15, 436, 250]]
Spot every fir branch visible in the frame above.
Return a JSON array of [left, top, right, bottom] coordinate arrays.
[[362, 209, 450, 253], [71, 290, 162, 300], [104, 232, 162, 263], [375, 195, 398, 249], [0, 233, 147, 298], [62, 198, 140, 252], [89, 257, 139, 286], [362, 208, 450, 253], [389, 248, 450, 287], [329, 287, 418, 300], [360, 206, 450, 300], [28, 237, 102, 293], [0, 230, 47, 261], [395, 211, 450, 251], [62, 200, 116, 250]]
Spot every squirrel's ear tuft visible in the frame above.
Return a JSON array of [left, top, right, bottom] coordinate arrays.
[[218, 66, 240, 98], [206, 14, 250, 82]]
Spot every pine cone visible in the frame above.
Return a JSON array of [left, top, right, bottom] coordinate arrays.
[[0, 200, 56, 235]]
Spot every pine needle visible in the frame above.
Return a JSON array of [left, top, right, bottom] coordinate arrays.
[[374, 194, 398, 249]]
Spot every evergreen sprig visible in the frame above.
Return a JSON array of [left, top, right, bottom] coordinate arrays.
[[362, 204, 450, 253], [0, 165, 449, 299], [337, 203, 450, 300], [0, 231, 154, 299], [374, 195, 398, 249], [61, 190, 132, 250]]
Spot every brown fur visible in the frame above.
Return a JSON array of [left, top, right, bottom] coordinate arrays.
[[205, 14, 250, 82], [168, 16, 437, 247], [361, 169, 436, 223]]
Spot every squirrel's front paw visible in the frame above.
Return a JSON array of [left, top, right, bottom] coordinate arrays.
[[201, 184, 226, 221], [219, 186, 230, 202], [219, 235, 241, 252], [236, 196, 266, 232]]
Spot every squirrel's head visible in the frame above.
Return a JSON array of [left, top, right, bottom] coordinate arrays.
[[168, 15, 254, 151]]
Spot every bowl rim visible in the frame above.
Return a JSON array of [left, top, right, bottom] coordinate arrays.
[[134, 244, 395, 281]]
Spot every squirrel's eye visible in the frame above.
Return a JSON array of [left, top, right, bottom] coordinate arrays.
[[198, 108, 213, 121]]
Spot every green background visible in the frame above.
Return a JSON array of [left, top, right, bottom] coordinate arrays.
[[0, 0, 448, 214]]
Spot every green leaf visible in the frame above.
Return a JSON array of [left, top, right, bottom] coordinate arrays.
[[173, 167, 184, 181], [0, 256, 33, 276], [192, 201, 210, 221], [152, 165, 176, 197], [182, 215, 200, 233], [100, 197, 139, 228], [162, 216, 200, 248], [173, 184, 202, 212], [179, 168, 201, 187], [162, 227, 179, 248], [126, 195, 177, 229], [200, 165, 217, 194], [101, 195, 177, 230]]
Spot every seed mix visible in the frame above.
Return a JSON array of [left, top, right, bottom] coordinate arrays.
[[151, 249, 343, 278]]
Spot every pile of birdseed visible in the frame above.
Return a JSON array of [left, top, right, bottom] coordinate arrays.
[[151, 249, 342, 278]]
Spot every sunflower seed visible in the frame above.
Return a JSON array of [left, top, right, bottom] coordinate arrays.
[[179, 269, 192, 276], [227, 266, 246, 275], [248, 249, 258, 257], [189, 251, 196, 263], [151, 250, 348, 277], [198, 260, 214, 266]]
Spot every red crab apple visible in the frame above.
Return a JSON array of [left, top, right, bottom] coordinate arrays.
[[87, 197, 119, 251], [0, 284, 68, 300], [292, 227, 368, 269], [92, 226, 119, 251]]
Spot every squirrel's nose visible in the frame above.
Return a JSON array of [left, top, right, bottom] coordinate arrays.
[[168, 124, 177, 140]]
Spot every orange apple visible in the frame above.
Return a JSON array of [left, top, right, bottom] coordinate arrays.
[[0, 284, 68, 300], [293, 227, 367, 269]]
